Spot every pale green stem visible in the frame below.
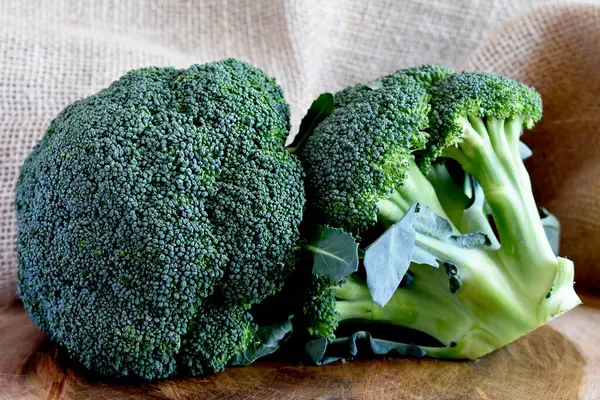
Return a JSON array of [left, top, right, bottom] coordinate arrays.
[[335, 274, 473, 346], [377, 158, 458, 232], [443, 117, 557, 300]]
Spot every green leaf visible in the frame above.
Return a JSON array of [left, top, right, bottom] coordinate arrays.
[[306, 331, 425, 366], [228, 316, 293, 366], [364, 203, 418, 306], [364, 203, 490, 306], [540, 207, 560, 255], [307, 226, 359, 283], [412, 205, 490, 267], [305, 336, 329, 365], [286, 92, 334, 154]]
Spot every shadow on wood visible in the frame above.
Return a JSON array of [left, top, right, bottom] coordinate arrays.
[[2, 293, 599, 400]]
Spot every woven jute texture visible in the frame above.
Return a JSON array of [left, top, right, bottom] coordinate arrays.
[[465, 3, 600, 289], [0, 0, 598, 303]]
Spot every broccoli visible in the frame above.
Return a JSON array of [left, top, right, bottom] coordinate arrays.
[[15, 59, 304, 379], [294, 66, 581, 362]]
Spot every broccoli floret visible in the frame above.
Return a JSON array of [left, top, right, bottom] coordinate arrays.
[[297, 67, 580, 361], [301, 66, 457, 236], [178, 305, 257, 376], [15, 59, 304, 379], [297, 276, 339, 340], [399, 64, 454, 89], [301, 75, 431, 234]]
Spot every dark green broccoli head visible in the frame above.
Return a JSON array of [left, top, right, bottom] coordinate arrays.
[[425, 71, 543, 162], [301, 76, 430, 235], [15, 59, 305, 379]]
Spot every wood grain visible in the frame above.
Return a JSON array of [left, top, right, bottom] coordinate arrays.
[[1, 292, 599, 400]]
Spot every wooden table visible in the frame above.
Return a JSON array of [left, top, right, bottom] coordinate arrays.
[[1, 291, 599, 400]]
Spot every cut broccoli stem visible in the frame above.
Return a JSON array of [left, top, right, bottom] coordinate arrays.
[[377, 159, 458, 232], [379, 191, 533, 326], [442, 116, 557, 298], [377, 197, 522, 318], [331, 259, 532, 354], [308, 159, 581, 361], [540, 257, 581, 321], [422, 257, 580, 359], [330, 256, 580, 360], [409, 251, 534, 334]]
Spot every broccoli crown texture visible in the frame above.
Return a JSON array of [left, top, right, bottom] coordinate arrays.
[[16, 59, 305, 379], [301, 76, 430, 235], [301, 66, 454, 236], [178, 305, 257, 376], [334, 65, 452, 109], [424, 71, 542, 163], [394, 64, 453, 91]]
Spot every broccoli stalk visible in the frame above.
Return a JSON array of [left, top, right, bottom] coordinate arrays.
[[325, 239, 578, 359], [427, 162, 502, 249], [333, 273, 473, 347], [446, 118, 556, 289], [377, 159, 457, 231], [427, 73, 563, 301]]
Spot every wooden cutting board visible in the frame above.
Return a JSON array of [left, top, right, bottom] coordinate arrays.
[[1, 292, 599, 400]]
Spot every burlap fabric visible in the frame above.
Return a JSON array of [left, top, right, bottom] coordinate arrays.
[[1, 1, 598, 304], [464, 3, 600, 288]]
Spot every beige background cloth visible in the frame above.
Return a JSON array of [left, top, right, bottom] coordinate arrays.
[[1, 0, 599, 304]]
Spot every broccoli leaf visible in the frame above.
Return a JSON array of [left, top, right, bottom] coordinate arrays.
[[519, 141, 533, 160], [364, 203, 418, 306], [228, 316, 294, 366], [307, 226, 359, 282], [306, 331, 425, 366], [305, 337, 329, 365], [287, 93, 334, 154], [364, 203, 490, 306], [412, 205, 490, 266], [540, 208, 561, 255]]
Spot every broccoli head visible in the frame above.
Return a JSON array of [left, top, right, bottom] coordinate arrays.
[[15, 59, 304, 379], [295, 66, 580, 363]]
